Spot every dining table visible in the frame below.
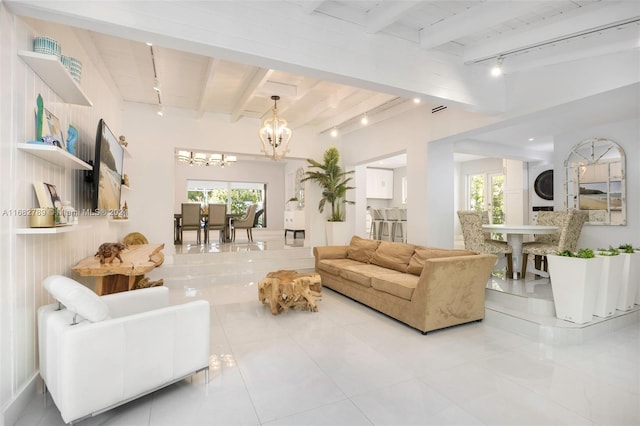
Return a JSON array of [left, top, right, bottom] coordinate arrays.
[[482, 224, 559, 278]]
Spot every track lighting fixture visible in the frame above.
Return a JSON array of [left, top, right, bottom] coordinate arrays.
[[491, 56, 504, 77]]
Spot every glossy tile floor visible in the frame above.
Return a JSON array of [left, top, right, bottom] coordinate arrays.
[[16, 238, 640, 426]]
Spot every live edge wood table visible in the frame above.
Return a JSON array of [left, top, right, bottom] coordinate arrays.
[[72, 244, 165, 295], [258, 270, 322, 315]]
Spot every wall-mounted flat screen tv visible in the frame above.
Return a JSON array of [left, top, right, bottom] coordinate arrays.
[[92, 119, 124, 211]]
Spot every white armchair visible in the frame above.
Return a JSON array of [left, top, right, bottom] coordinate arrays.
[[38, 275, 210, 424]]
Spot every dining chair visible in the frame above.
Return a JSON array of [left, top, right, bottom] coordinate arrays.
[[206, 203, 227, 243], [232, 204, 258, 242], [521, 209, 588, 277], [457, 210, 513, 276], [253, 208, 264, 228], [180, 203, 202, 244]]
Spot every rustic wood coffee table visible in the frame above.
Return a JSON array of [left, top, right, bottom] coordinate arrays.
[[258, 270, 322, 315]]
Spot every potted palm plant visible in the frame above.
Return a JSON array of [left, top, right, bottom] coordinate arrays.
[[302, 147, 355, 245]]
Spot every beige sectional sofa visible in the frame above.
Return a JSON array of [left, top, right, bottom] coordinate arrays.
[[313, 236, 497, 334]]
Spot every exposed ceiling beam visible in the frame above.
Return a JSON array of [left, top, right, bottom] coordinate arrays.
[[196, 57, 218, 118], [230, 68, 273, 122], [366, 1, 421, 34], [419, 1, 540, 50], [463, 2, 640, 63]]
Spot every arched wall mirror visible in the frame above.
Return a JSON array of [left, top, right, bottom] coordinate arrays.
[[564, 138, 626, 225]]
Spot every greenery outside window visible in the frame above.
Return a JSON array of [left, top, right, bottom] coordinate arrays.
[[187, 180, 266, 227]]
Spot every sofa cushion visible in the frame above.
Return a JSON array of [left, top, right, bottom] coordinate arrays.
[[43, 275, 110, 322], [371, 272, 419, 301], [370, 241, 416, 272], [339, 263, 389, 288], [407, 247, 477, 275], [317, 258, 363, 276], [346, 236, 380, 263]]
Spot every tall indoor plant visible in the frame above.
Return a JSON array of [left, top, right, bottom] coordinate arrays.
[[302, 147, 355, 244]]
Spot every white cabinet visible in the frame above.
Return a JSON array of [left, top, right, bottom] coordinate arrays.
[[284, 210, 305, 229], [366, 168, 393, 199]]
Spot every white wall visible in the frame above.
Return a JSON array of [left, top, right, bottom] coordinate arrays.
[[553, 118, 640, 249], [1, 12, 122, 424]]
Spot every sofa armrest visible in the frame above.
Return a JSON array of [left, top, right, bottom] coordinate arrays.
[[101, 286, 169, 318], [313, 245, 348, 260], [313, 245, 348, 270], [410, 254, 497, 330], [41, 300, 210, 423]]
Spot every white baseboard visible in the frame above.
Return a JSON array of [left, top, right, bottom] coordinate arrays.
[[1, 372, 39, 426]]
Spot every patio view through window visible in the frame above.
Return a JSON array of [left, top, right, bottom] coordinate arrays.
[[187, 180, 266, 227], [468, 172, 505, 239]]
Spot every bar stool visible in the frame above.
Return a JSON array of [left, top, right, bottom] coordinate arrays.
[[394, 208, 407, 242], [381, 208, 399, 241], [369, 208, 384, 240]]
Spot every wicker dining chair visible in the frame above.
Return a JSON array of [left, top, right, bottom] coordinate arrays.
[[457, 210, 513, 276], [521, 209, 588, 276]]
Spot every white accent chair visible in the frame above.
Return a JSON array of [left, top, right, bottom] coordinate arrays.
[[38, 275, 210, 424]]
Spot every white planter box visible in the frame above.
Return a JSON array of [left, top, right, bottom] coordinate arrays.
[[618, 251, 640, 310], [325, 221, 349, 246], [593, 254, 625, 318], [547, 254, 603, 324]]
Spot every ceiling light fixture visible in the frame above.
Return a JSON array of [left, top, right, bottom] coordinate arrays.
[[413, 97, 421, 104], [258, 95, 292, 160], [175, 150, 237, 167], [361, 113, 369, 125], [330, 127, 338, 138], [149, 44, 164, 116], [490, 56, 504, 77]]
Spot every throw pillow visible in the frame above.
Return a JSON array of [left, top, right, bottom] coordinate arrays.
[[43, 275, 110, 322], [370, 241, 416, 272], [346, 236, 380, 263]]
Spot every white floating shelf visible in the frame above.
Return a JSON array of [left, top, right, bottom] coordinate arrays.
[[17, 143, 92, 170], [16, 224, 89, 235], [18, 50, 92, 106]]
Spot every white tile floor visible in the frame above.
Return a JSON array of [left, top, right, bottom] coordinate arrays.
[[15, 238, 640, 426]]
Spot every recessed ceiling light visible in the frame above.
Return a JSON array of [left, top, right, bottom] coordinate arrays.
[[413, 98, 421, 104], [361, 114, 369, 125], [528, 137, 535, 142], [330, 128, 338, 137]]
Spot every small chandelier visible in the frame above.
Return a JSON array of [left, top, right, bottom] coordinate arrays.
[[175, 150, 237, 167], [258, 95, 292, 160]]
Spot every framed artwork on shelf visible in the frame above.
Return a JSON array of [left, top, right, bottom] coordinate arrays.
[[34, 181, 63, 224], [44, 108, 65, 149]]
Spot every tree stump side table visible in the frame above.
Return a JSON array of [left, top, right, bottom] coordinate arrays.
[[72, 243, 165, 295], [258, 270, 322, 315]]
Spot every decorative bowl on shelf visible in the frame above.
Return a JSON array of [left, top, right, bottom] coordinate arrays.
[[68, 57, 82, 83], [33, 36, 61, 58]]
